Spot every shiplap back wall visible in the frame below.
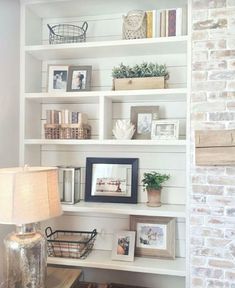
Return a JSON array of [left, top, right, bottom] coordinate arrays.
[[36, 11, 187, 258]]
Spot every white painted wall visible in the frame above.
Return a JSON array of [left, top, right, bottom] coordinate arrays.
[[0, 0, 20, 282]]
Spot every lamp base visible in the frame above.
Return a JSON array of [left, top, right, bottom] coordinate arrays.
[[4, 224, 47, 288]]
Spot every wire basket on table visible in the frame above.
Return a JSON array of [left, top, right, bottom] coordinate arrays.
[[45, 227, 97, 259], [47, 22, 88, 44]]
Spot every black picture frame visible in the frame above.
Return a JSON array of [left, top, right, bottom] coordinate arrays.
[[85, 157, 138, 204], [67, 65, 92, 91]]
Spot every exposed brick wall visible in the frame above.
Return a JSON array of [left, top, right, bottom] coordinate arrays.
[[191, 1, 235, 287]]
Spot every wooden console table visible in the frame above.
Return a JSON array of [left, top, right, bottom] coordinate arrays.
[[46, 266, 82, 288]]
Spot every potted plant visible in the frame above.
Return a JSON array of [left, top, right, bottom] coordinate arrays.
[[112, 62, 169, 90], [142, 171, 170, 207]]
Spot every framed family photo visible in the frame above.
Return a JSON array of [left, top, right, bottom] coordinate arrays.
[[67, 65, 92, 91], [131, 106, 159, 139], [130, 215, 175, 259], [151, 120, 179, 140], [48, 65, 69, 92], [112, 231, 136, 262], [85, 157, 138, 204]]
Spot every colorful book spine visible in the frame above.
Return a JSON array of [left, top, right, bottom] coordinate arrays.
[[146, 11, 153, 38], [168, 9, 176, 36]]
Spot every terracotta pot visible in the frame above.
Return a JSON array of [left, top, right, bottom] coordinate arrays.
[[146, 188, 161, 207]]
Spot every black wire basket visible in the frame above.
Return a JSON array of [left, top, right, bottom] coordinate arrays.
[[47, 22, 88, 44], [45, 226, 97, 259]]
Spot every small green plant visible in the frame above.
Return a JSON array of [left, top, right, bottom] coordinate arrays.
[[112, 62, 169, 80], [142, 171, 170, 191]]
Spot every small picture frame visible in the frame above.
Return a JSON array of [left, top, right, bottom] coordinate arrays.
[[67, 65, 92, 91], [151, 120, 179, 140], [131, 106, 159, 139], [112, 231, 136, 262], [85, 157, 138, 204], [48, 65, 69, 93], [130, 215, 175, 259]]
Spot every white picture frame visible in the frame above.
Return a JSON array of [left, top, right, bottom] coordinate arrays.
[[48, 65, 69, 93], [112, 230, 136, 262], [151, 120, 179, 140]]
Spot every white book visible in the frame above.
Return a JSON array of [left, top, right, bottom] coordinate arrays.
[[176, 8, 182, 36], [155, 10, 162, 37]]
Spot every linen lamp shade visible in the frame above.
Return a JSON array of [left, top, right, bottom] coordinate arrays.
[[0, 166, 62, 225]]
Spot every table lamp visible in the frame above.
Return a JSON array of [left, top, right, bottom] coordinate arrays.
[[0, 166, 62, 288]]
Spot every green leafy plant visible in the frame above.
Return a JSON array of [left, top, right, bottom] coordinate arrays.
[[142, 171, 170, 191], [112, 62, 169, 80]]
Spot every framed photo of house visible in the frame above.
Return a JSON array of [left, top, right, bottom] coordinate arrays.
[[85, 157, 138, 204], [131, 106, 159, 139], [151, 120, 179, 140], [67, 66, 92, 91], [112, 231, 136, 262], [48, 65, 69, 92], [130, 215, 175, 259]]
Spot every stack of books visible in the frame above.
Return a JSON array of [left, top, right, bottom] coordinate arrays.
[[146, 7, 187, 38], [46, 109, 87, 125]]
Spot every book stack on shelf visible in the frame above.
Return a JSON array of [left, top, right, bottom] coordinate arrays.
[[44, 109, 91, 139], [146, 7, 187, 38]]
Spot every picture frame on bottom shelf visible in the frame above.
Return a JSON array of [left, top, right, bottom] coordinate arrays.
[[48, 65, 69, 93], [85, 157, 138, 204], [67, 65, 92, 91], [151, 120, 179, 140], [130, 106, 159, 139], [112, 231, 136, 262], [130, 215, 175, 259]]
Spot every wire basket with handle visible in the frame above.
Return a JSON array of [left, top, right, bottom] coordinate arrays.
[[45, 226, 97, 259], [47, 22, 88, 44]]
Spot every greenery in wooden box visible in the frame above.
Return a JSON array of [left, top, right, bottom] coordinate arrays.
[[112, 62, 169, 90]]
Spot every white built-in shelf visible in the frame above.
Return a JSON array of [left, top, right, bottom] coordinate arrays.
[[62, 201, 186, 218], [25, 88, 187, 104], [47, 250, 186, 276], [24, 139, 187, 146], [25, 37, 188, 60]]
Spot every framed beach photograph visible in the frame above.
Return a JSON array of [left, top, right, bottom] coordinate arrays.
[[112, 231, 136, 262], [48, 65, 69, 93], [130, 215, 175, 259], [67, 65, 92, 91], [131, 106, 159, 139], [85, 157, 138, 203], [151, 120, 179, 140]]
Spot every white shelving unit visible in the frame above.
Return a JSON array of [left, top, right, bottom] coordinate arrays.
[[20, 0, 190, 287], [47, 250, 186, 276]]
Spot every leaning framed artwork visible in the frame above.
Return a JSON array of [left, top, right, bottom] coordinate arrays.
[[151, 120, 179, 140], [67, 65, 92, 91], [130, 215, 175, 259], [112, 231, 136, 262], [48, 65, 69, 93], [130, 106, 159, 139], [85, 157, 138, 203]]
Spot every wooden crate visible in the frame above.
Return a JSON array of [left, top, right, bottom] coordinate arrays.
[[113, 76, 165, 90]]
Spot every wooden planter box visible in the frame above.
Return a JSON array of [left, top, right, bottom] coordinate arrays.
[[113, 76, 165, 90]]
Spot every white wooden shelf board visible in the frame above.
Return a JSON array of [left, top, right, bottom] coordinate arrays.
[[24, 139, 187, 146], [25, 88, 187, 104], [25, 37, 188, 60], [47, 250, 186, 276], [62, 202, 186, 218]]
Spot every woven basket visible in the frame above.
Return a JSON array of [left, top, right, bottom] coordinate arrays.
[[122, 10, 147, 40], [44, 124, 91, 140]]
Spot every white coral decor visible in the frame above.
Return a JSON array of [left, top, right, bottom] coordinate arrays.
[[113, 120, 135, 140]]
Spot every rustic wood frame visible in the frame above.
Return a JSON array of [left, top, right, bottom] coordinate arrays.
[[130, 215, 175, 259], [131, 106, 159, 139]]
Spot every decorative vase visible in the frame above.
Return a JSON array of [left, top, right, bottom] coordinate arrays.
[[146, 188, 162, 207], [113, 120, 135, 140]]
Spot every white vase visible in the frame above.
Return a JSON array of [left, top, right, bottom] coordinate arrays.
[[113, 120, 135, 140]]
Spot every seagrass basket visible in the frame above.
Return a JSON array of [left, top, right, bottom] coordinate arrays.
[[122, 10, 147, 40], [44, 124, 91, 139]]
